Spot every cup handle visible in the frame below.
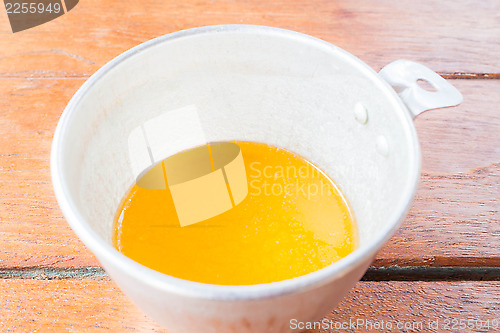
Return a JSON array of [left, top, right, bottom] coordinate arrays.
[[379, 60, 463, 118]]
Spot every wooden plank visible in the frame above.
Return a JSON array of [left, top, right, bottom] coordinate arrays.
[[0, 279, 498, 332], [374, 79, 500, 267], [0, 78, 499, 268], [0, 78, 98, 268], [316, 281, 500, 333], [0, 280, 165, 332], [0, 0, 499, 77]]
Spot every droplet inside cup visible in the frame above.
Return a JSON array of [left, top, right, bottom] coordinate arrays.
[[354, 102, 368, 125]]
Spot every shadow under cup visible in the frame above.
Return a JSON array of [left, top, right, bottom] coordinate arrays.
[[51, 26, 419, 333]]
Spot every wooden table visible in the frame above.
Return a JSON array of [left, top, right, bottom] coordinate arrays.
[[1, 0, 498, 331]]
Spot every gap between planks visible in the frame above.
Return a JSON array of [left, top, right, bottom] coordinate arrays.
[[0, 266, 499, 281]]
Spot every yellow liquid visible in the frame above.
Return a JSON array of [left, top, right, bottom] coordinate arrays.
[[113, 141, 357, 285]]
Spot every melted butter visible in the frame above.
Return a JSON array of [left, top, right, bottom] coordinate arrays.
[[113, 141, 357, 285]]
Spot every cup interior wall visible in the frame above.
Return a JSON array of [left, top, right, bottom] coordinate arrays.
[[57, 29, 417, 258]]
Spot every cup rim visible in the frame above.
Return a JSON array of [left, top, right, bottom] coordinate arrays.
[[51, 24, 421, 301]]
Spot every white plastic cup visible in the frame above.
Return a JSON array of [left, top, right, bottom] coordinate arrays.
[[51, 25, 462, 333]]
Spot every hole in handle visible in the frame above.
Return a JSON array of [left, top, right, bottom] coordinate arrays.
[[416, 78, 438, 92]]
